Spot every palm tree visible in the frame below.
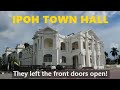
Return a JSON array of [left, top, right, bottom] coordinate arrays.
[[110, 47, 119, 64], [105, 52, 109, 64]]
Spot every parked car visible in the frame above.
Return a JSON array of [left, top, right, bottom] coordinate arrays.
[[46, 65, 51, 71], [51, 65, 56, 70], [0, 71, 4, 74], [56, 65, 65, 70], [46, 65, 56, 71]]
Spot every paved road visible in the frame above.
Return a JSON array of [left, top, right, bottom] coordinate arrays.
[[0, 73, 12, 79], [110, 69, 120, 79], [0, 69, 120, 79]]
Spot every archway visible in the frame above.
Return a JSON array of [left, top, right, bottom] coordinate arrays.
[[61, 42, 66, 50]]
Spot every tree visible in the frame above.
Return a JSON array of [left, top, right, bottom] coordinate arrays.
[[24, 43, 30, 48], [10, 59, 20, 71], [104, 52, 108, 59], [0, 57, 2, 69], [110, 47, 119, 64], [106, 58, 111, 64]]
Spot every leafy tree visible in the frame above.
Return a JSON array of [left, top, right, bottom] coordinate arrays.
[[11, 59, 20, 66], [10, 59, 20, 70], [104, 52, 108, 59], [24, 43, 30, 48], [106, 58, 111, 64], [110, 47, 119, 64], [0, 57, 2, 68]]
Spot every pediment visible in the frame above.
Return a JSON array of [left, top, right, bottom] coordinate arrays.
[[87, 30, 100, 40], [39, 27, 58, 34]]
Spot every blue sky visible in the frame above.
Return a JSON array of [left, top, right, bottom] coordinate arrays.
[[0, 11, 120, 59]]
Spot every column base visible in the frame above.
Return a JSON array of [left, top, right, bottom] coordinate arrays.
[[86, 64, 92, 67], [77, 64, 83, 69], [81, 65, 86, 67], [93, 65, 98, 69], [98, 66, 105, 69]]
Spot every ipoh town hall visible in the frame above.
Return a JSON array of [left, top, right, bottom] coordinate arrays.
[[2, 27, 106, 69]]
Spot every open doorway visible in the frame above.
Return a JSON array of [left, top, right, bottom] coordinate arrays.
[[73, 55, 78, 69]]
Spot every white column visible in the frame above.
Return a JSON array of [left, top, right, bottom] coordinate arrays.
[[98, 55, 100, 66], [97, 41, 101, 66], [78, 37, 81, 67], [82, 55, 85, 67], [42, 36, 44, 50], [91, 37, 97, 67], [53, 35, 56, 49], [94, 52, 97, 66], [38, 39, 39, 50], [40, 36, 42, 49], [66, 42, 68, 52], [85, 33, 91, 67], [78, 54, 81, 67], [70, 38, 72, 51], [79, 36, 85, 67]]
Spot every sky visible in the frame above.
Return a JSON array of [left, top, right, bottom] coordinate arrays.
[[0, 11, 120, 59]]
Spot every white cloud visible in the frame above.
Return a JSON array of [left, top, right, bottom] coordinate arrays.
[[0, 11, 36, 56], [0, 11, 120, 57]]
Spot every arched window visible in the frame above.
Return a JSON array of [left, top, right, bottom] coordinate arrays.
[[72, 42, 78, 50], [44, 38, 53, 49], [44, 54, 52, 62], [61, 42, 65, 50], [62, 56, 66, 63]]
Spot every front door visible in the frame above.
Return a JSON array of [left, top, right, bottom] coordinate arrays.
[[73, 55, 78, 69]]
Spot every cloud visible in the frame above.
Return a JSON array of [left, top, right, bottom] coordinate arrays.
[[45, 11, 120, 56], [0, 11, 120, 58], [0, 11, 37, 56]]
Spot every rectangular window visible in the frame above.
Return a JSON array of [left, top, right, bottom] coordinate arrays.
[[62, 56, 66, 63], [62, 59, 66, 63], [44, 57, 52, 62]]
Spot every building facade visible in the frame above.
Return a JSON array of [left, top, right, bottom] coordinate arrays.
[[2, 47, 15, 65], [2, 44, 32, 66], [19, 45, 33, 66], [1, 27, 106, 69], [32, 27, 106, 69]]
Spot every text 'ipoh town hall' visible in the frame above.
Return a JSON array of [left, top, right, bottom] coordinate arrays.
[[2, 27, 106, 69]]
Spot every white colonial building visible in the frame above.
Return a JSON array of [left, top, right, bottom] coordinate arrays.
[[2, 27, 106, 69], [2, 44, 32, 67], [19, 45, 33, 66], [32, 27, 105, 69], [2, 47, 15, 65]]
